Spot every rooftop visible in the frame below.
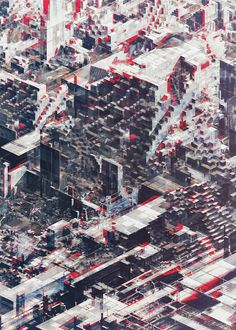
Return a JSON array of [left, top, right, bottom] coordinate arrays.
[[2, 131, 40, 156]]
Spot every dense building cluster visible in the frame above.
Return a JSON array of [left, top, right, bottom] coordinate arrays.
[[0, 0, 235, 329]]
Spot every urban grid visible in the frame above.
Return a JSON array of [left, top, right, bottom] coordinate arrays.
[[0, 0, 235, 329]]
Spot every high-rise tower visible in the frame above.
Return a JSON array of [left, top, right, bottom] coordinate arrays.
[[43, 0, 66, 60]]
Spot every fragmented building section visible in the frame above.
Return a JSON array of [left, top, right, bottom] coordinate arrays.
[[0, 0, 235, 329]]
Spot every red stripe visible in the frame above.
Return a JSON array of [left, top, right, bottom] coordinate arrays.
[[43, 0, 50, 15], [75, 0, 81, 13], [201, 61, 209, 70], [141, 195, 159, 205]]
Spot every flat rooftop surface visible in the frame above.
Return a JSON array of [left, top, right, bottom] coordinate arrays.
[[114, 197, 166, 235], [144, 174, 182, 194], [2, 131, 40, 156]]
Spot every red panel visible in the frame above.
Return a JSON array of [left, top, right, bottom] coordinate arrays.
[[124, 34, 139, 44], [141, 196, 159, 205], [176, 223, 183, 231], [43, 0, 50, 15], [129, 133, 136, 141], [162, 94, 168, 101], [202, 9, 205, 26], [181, 292, 199, 303], [201, 61, 210, 70], [123, 72, 131, 79], [75, 0, 81, 13], [197, 277, 220, 292], [23, 15, 32, 25], [66, 22, 73, 30], [69, 271, 80, 279], [159, 266, 181, 278], [211, 290, 222, 298]]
